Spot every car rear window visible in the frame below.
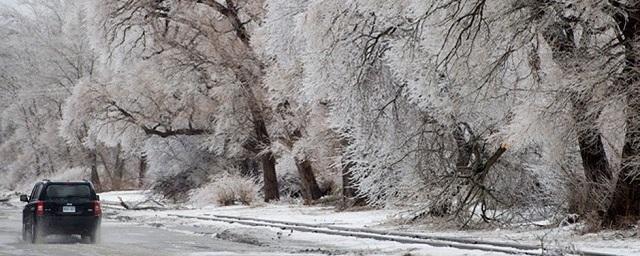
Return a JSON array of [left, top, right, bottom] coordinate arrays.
[[43, 184, 92, 199]]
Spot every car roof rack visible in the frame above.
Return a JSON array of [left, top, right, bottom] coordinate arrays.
[[42, 179, 50, 182]]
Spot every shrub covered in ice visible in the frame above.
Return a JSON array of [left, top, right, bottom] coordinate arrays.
[[190, 173, 261, 207]]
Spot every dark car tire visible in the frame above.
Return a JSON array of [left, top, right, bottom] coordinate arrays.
[[22, 223, 28, 242], [81, 234, 91, 244], [82, 230, 98, 244], [30, 222, 45, 244]]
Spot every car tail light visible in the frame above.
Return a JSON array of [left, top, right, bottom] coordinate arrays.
[[35, 201, 44, 216], [93, 201, 102, 216]]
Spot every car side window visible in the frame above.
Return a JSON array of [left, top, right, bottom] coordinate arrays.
[[29, 184, 41, 202], [28, 185, 37, 202]]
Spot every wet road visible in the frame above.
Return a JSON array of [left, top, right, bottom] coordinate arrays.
[[0, 203, 512, 256], [0, 205, 286, 256]]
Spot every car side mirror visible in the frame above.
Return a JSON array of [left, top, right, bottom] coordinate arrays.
[[96, 195, 100, 201], [19, 195, 29, 202]]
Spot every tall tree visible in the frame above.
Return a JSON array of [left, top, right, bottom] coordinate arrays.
[[606, 0, 640, 224], [91, 0, 281, 201]]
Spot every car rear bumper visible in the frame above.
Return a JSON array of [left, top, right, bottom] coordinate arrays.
[[37, 216, 101, 235]]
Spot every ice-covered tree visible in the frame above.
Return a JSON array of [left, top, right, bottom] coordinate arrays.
[[0, 0, 98, 189], [77, 0, 282, 200]]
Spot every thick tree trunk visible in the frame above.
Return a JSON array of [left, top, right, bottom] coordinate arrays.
[[89, 149, 102, 192], [294, 158, 323, 202], [575, 131, 611, 184], [254, 126, 279, 202], [453, 122, 474, 175], [539, 13, 612, 198], [139, 154, 147, 187], [606, 90, 640, 224], [605, 2, 640, 225], [97, 147, 114, 190], [342, 161, 358, 199], [572, 99, 612, 185], [113, 144, 125, 191], [261, 152, 279, 202], [341, 160, 366, 207], [185, 0, 282, 202], [249, 116, 279, 202], [338, 136, 366, 207], [572, 112, 611, 219], [241, 79, 280, 202]]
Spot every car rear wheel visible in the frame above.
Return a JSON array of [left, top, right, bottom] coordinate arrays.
[[30, 222, 44, 244], [21, 223, 28, 242], [81, 234, 92, 244], [82, 229, 98, 244]]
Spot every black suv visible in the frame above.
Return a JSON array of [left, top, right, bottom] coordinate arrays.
[[20, 180, 102, 243]]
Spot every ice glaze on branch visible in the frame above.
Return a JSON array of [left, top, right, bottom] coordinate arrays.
[[109, 101, 211, 138], [193, 0, 251, 46]]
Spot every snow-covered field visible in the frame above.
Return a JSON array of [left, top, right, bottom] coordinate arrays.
[[95, 190, 640, 256]]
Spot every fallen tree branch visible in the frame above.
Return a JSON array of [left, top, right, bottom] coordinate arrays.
[[118, 196, 166, 211]]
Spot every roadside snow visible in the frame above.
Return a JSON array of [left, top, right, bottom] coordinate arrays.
[[195, 204, 397, 228], [98, 190, 640, 255], [99, 190, 151, 205]]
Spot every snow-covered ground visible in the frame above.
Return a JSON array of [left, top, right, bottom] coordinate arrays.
[[1, 189, 636, 255], [92, 190, 640, 256], [99, 190, 152, 204]]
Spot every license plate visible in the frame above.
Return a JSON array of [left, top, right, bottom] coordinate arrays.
[[62, 206, 75, 213]]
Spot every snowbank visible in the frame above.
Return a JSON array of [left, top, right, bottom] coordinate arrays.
[[99, 190, 640, 255], [99, 190, 151, 206]]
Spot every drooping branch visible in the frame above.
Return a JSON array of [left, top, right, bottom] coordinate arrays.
[[194, 0, 251, 46], [109, 101, 211, 138], [140, 126, 209, 138]]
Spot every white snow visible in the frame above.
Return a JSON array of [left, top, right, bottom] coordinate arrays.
[[194, 204, 397, 228], [97, 190, 640, 256], [99, 190, 152, 205]]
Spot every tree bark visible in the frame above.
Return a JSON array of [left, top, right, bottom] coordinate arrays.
[[113, 144, 125, 191], [342, 161, 358, 199], [294, 158, 323, 202], [338, 136, 366, 207], [537, 8, 612, 192], [261, 151, 279, 202], [139, 154, 147, 187], [606, 2, 640, 224], [89, 149, 102, 192], [254, 115, 280, 202], [453, 122, 474, 175], [341, 160, 366, 207], [573, 100, 612, 185], [606, 85, 640, 224], [97, 150, 113, 190], [230, 60, 279, 202]]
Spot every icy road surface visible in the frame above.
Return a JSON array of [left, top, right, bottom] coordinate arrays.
[[0, 205, 297, 256], [0, 203, 514, 256]]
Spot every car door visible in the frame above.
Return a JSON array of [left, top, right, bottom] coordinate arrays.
[[22, 184, 41, 226]]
